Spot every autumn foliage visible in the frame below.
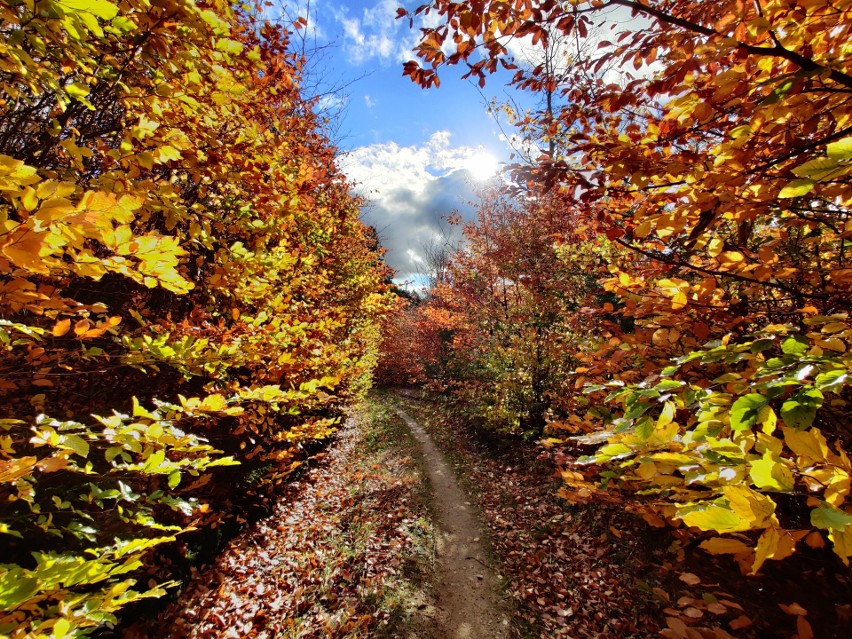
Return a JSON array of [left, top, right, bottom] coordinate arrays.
[[0, 0, 390, 636], [399, 0, 852, 618]]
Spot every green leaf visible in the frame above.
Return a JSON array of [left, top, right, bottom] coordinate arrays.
[[749, 453, 794, 492], [826, 136, 852, 160], [77, 9, 104, 37], [635, 416, 654, 440], [781, 334, 809, 357], [780, 388, 823, 429], [653, 379, 683, 392], [778, 178, 815, 198], [750, 338, 775, 353], [815, 370, 848, 391], [792, 156, 842, 181], [597, 442, 632, 459], [811, 503, 852, 531], [0, 570, 38, 608], [624, 400, 652, 420], [59, 0, 120, 20], [730, 394, 769, 431], [143, 449, 166, 472], [167, 471, 181, 489], [62, 434, 90, 458]]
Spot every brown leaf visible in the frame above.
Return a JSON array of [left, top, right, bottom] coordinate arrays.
[[730, 615, 752, 629], [679, 572, 701, 585]]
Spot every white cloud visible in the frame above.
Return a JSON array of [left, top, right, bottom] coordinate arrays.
[[316, 93, 348, 113], [332, 0, 417, 64], [500, 3, 657, 85], [364, 94, 376, 109], [265, 0, 329, 43], [340, 131, 497, 281]]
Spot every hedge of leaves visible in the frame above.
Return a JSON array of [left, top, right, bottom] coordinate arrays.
[[0, 1, 391, 636]]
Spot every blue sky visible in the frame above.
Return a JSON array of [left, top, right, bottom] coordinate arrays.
[[275, 0, 518, 284], [270, 1, 646, 285]]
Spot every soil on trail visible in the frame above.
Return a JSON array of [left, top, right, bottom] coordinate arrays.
[[396, 408, 511, 639]]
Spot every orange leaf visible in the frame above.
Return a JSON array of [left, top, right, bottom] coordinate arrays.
[[796, 616, 814, 639], [804, 531, 825, 549], [730, 615, 752, 629], [779, 602, 807, 616], [74, 319, 92, 336], [678, 572, 701, 585], [53, 318, 71, 337]]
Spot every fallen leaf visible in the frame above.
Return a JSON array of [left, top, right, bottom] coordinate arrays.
[[679, 572, 701, 585]]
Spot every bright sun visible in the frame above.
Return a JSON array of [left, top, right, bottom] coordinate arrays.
[[465, 150, 500, 182]]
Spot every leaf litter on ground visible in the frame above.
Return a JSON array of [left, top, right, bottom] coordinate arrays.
[[125, 401, 435, 639]]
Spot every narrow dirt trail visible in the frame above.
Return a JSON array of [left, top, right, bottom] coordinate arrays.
[[396, 408, 511, 639]]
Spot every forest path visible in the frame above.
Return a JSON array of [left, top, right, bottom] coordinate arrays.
[[396, 408, 511, 639]]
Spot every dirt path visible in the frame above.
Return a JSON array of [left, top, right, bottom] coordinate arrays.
[[396, 408, 510, 639]]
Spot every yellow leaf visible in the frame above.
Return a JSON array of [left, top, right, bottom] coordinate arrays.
[[657, 401, 675, 427], [1, 232, 49, 274], [156, 145, 182, 163], [53, 617, 71, 639], [825, 474, 850, 507], [752, 526, 780, 573], [198, 394, 227, 412], [723, 485, 777, 528], [719, 251, 744, 266], [783, 426, 828, 464], [60, 0, 120, 20], [706, 237, 724, 256], [0, 456, 38, 483], [21, 186, 39, 211], [677, 500, 751, 532], [699, 537, 753, 555], [35, 197, 76, 221], [828, 526, 852, 565], [758, 405, 777, 434]]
